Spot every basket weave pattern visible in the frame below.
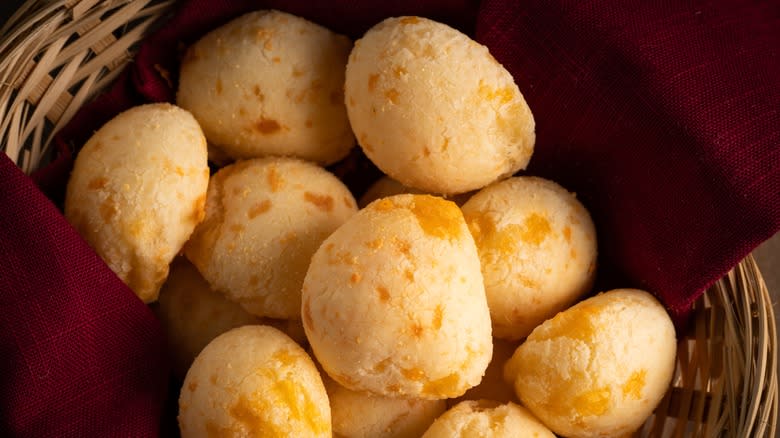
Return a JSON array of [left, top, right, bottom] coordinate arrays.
[[0, 1, 776, 436]]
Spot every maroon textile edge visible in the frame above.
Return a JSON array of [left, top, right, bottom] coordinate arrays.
[[1, 153, 169, 436], [477, 0, 780, 326]]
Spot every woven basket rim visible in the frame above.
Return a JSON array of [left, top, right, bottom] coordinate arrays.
[[0, 1, 776, 436]]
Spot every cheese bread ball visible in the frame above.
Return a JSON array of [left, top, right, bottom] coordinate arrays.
[[302, 194, 492, 399], [461, 176, 597, 340], [504, 289, 677, 438], [184, 157, 357, 319], [323, 373, 446, 438], [359, 176, 473, 208], [450, 338, 519, 406], [422, 400, 555, 438], [65, 103, 209, 303], [156, 258, 263, 377], [178, 10, 354, 164], [345, 16, 535, 194], [179, 325, 331, 437]]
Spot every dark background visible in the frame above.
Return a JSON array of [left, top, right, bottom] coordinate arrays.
[[1, 1, 23, 27]]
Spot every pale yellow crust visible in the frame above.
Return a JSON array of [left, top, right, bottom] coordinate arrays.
[[323, 373, 446, 438], [64, 103, 209, 303], [461, 176, 597, 340], [422, 400, 555, 437], [155, 258, 263, 378], [504, 289, 677, 438], [302, 194, 492, 399], [345, 16, 535, 194], [179, 325, 331, 437], [184, 157, 357, 319], [177, 10, 355, 164]]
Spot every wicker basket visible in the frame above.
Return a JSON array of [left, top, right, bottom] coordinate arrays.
[[1, 1, 776, 436]]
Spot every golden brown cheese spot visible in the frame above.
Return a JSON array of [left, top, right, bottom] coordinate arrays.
[[215, 78, 223, 95], [432, 305, 443, 330], [400, 17, 420, 25], [372, 198, 396, 212], [386, 383, 401, 393], [531, 301, 601, 343], [478, 80, 516, 105], [573, 386, 612, 416], [402, 367, 426, 381], [249, 275, 260, 287], [520, 213, 551, 245], [303, 192, 334, 212], [409, 195, 463, 240], [189, 194, 207, 224], [187, 380, 198, 392], [376, 285, 390, 302], [373, 357, 391, 373], [465, 211, 493, 244], [562, 225, 572, 242], [230, 395, 281, 436], [367, 74, 379, 92], [422, 44, 436, 58], [248, 200, 272, 218], [253, 85, 264, 101], [279, 232, 297, 244], [423, 373, 460, 397], [496, 101, 528, 146], [292, 68, 304, 78], [272, 56, 281, 63], [410, 322, 424, 338], [230, 223, 244, 233], [392, 238, 412, 256], [622, 369, 647, 399], [517, 275, 538, 289], [350, 272, 361, 284], [265, 165, 283, 192], [393, 65, 407, 78], [87, 177, 108, 190], [204, 421, 224, 438], [255, 27, 273, 43], [255, 118, 281, 134], [99, 195, 117, 223], [273, 378, 327, 434], [570, 248, 577, 259], [365, 238, 384, 250], [441, 137, 450, 152], [384, 88, 400, 104], [404, 269, 414, 282], [422, 146, 431, 157], [272, 349, 299, 367], [304, 119, 313, 128]]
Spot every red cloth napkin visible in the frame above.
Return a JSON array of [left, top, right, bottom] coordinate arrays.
[[3, 0, 779, 436]]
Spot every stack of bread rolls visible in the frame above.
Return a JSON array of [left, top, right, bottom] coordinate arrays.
[[64, 10, 677, 438]]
